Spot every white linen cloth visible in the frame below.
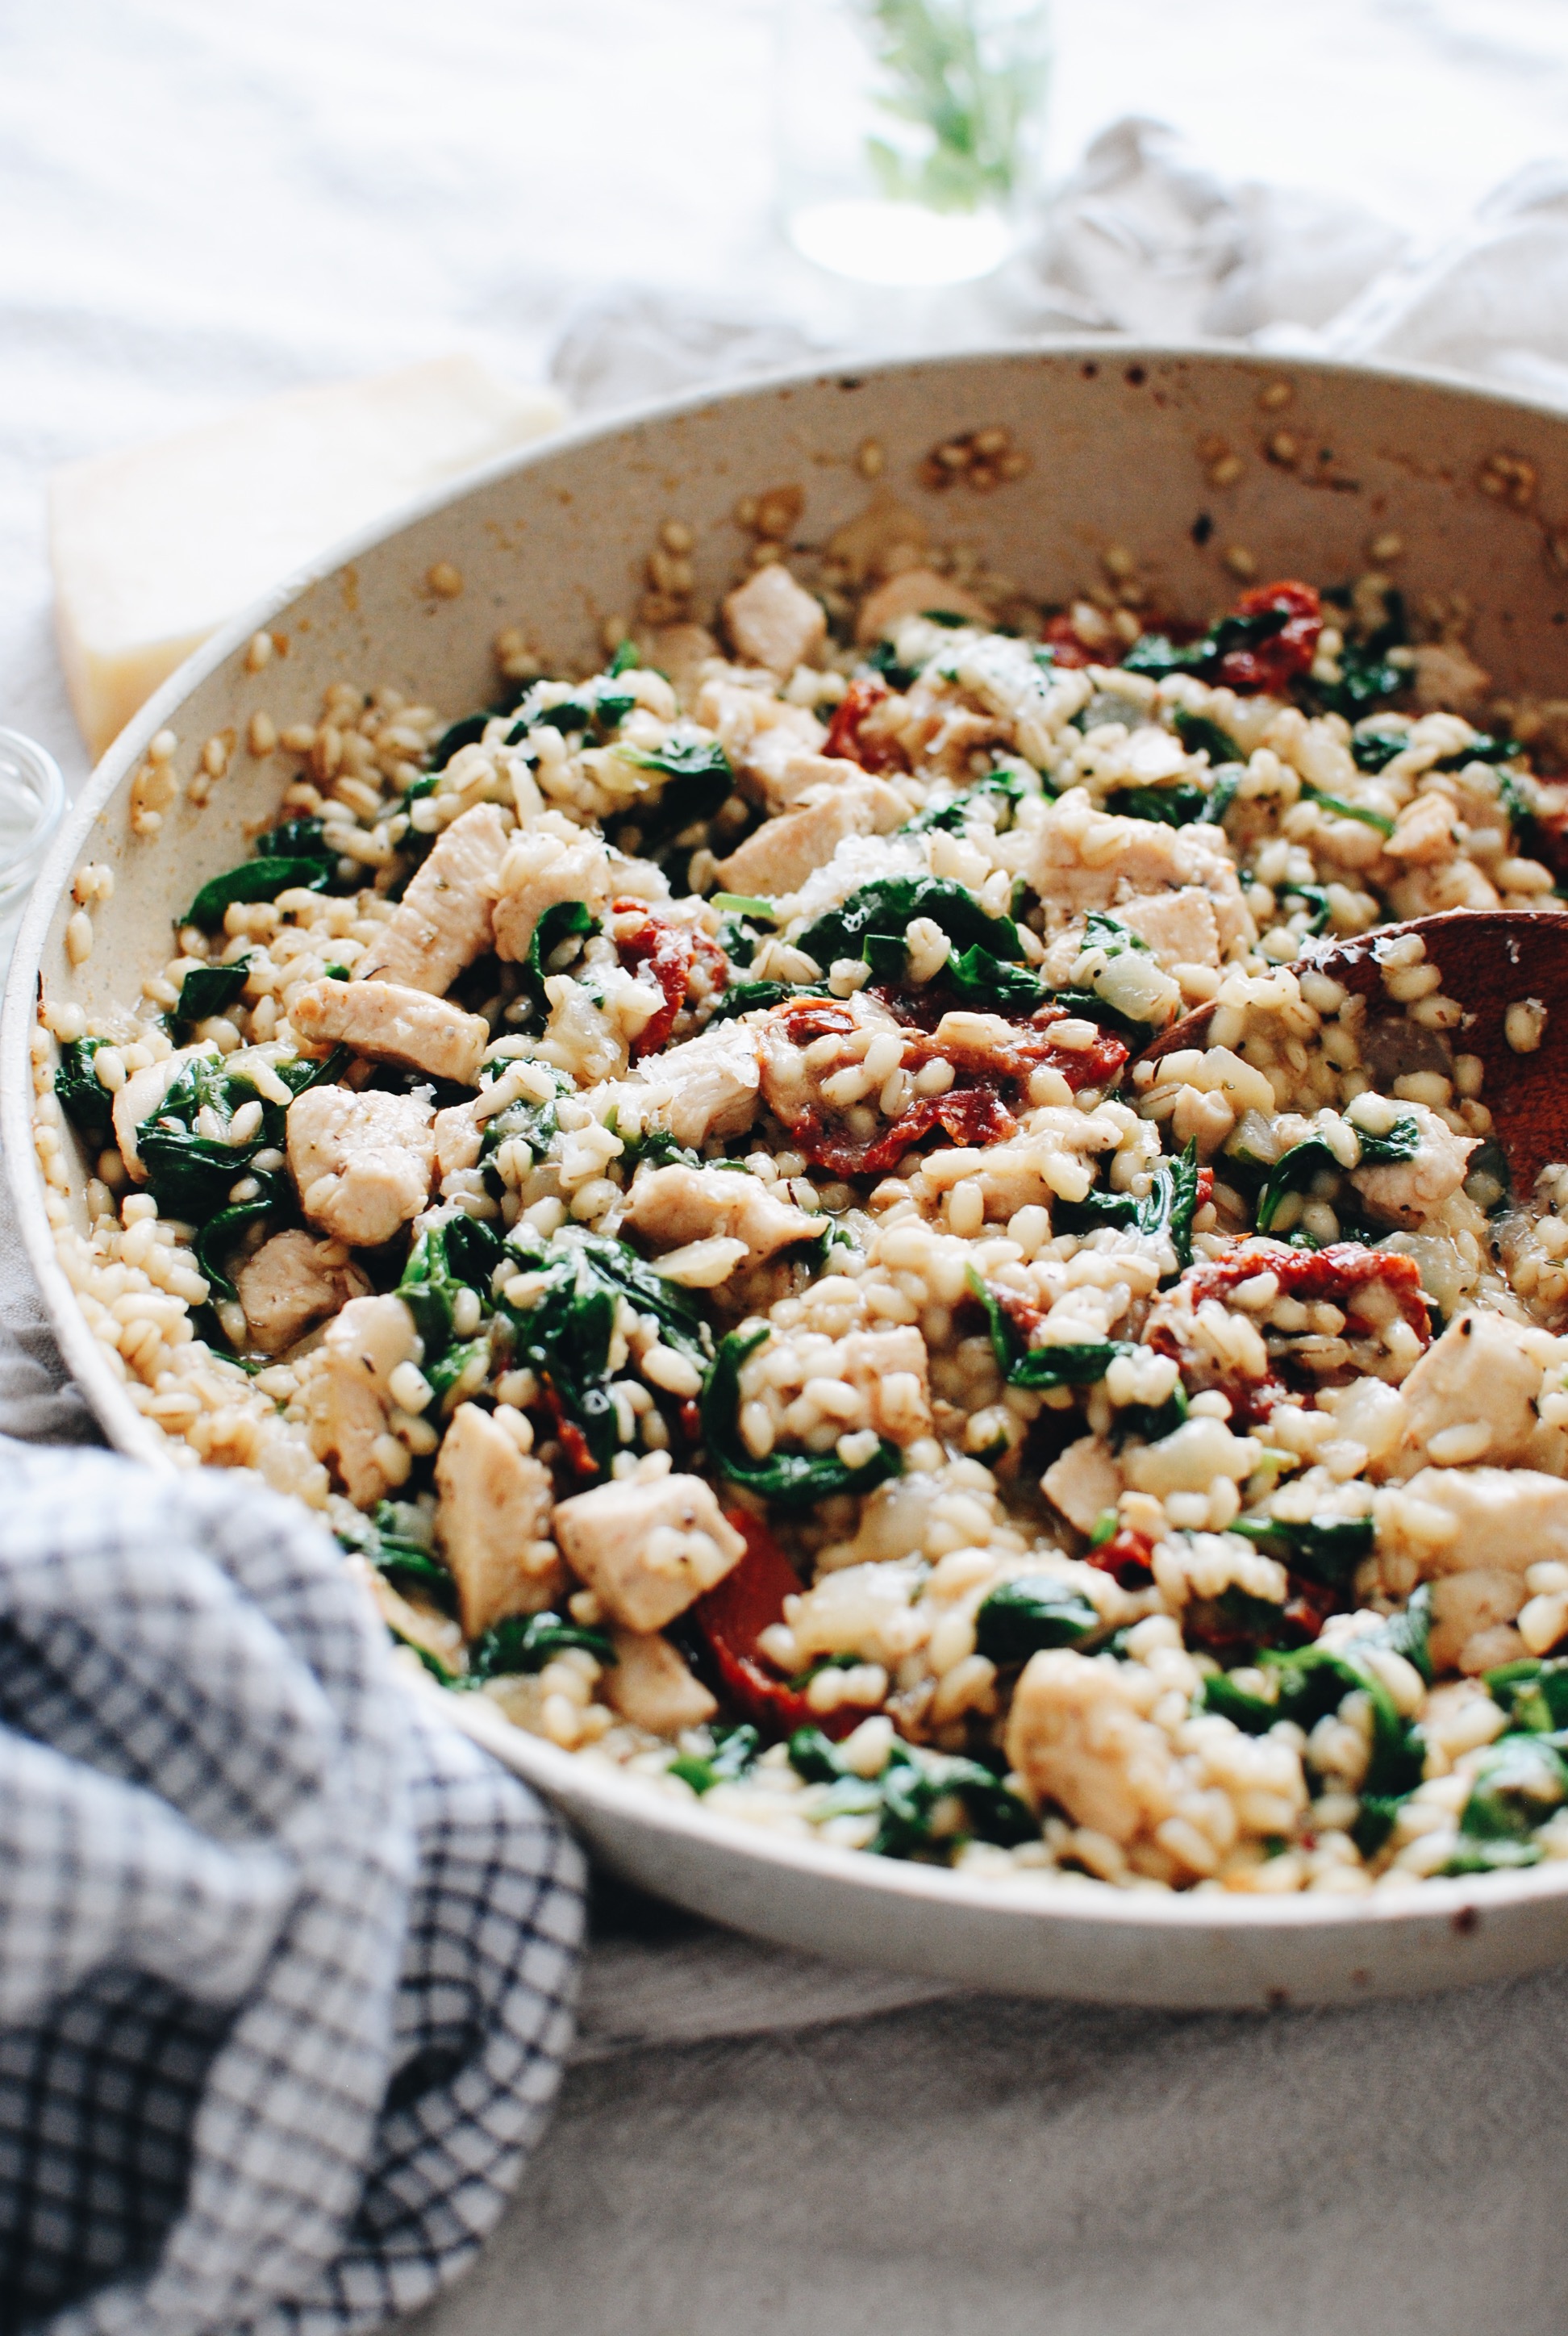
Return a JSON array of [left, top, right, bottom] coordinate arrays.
[[9, 6, 1568, 2333]]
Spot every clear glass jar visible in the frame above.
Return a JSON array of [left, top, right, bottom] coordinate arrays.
[[777, 0, 1053, 288], [0, 728, 66, 967]]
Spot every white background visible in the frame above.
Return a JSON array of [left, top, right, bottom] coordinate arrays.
[[5, 0, 1568, 767]]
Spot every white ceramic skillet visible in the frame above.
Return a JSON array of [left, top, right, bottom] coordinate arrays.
[[11, 343, 1568, 2010]]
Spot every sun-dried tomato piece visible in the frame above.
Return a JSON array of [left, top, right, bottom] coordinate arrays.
[[1039, 1029, 1129, 1093], [691, 1510, 860, 1740], [1040, 612, 1099, 669], [1086, 1527, 1155, 1591], [899, 1012, 1128, 1095], [777, 997, 861, 1046], [540, 1385, 598, 1479], [792, 1078, 1017, 1177], [1216, 580, 1323, 694], [1281, 1576, 1337, 1644], [823, 677, 907, 773], [612, 898, 726, 1058], [1183, 1238, 1432, 1345]]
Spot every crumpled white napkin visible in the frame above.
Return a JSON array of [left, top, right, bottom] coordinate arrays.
[[1315, 156, 1568, 399], [1022, 116, 1410, 344], [548, 112, 1568, 419]]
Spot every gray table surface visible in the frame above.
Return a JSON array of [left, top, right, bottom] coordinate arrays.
[[408, 1877, 1568, 2336]]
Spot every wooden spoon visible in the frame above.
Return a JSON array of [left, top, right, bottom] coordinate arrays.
[[1136, 907, 1568, 1190]]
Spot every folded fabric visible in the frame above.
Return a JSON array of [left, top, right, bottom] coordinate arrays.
[[0, 1437, 584, 2336]]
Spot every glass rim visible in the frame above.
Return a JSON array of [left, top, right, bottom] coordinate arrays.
[[0, 726, 68, 882]]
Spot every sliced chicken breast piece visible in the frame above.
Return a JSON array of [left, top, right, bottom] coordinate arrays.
[[356, 802, 507, 993], [287, 1082, 436, 1247], [290, 978, 489, 1085]]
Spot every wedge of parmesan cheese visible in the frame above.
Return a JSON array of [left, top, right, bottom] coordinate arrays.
[[50, 355, 564, 758]]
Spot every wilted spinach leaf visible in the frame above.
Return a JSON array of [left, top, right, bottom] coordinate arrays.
[[468, 1609, 615, 1678], [901, 767, 1025, 836], [786, 1727, 1035, 1858], [1104, 780, 1207, 828], [669, 1722, 762, 1795], [1254, 1116, 1419, 1233], [175, 956, 251, 1028], [946, 944, 1047, 1013], [181, 857, 332, 929], [521, 899, 595, 1015], [796, 875, 1023, 978], [1173, 709, 1244, 764], [54, 1038, 114, 1146], [974, 1577, 1103, 1663], [253, 816, 335, 861], [1053, 1140, 1200, 1274], [398, 1212, 502, 1362], [1230, 1511, 1374, 1587], [967, 1266, 1132, 1391], [502, 1227, 713, 1480]]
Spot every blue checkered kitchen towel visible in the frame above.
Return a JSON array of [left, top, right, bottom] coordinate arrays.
[[0, 1435, 585, 2336]]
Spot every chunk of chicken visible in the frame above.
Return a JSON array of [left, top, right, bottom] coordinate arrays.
[[290, 978, 489, 1086], [553, 1471, 745, 1633], [642, 623, 719, 710], [1111, 888, 1221, 972], [434, 1403, 565, 1637], [1412, 640, 1491, 720], [623, 1162, 819, 1264], [745, 738, 849, 816], [631, 1020, 762, 1149], [235, 1228, 366, 1355], [300, 1293, 419, 1508], [602, 1629, 717, 1734], [432, 1099, 484, 1180], [723, 563, 827, 677], [1004, 1648, 1179, 1845], [1392, 1310, 1542, 1473], [854, 566, 990, 644], [825, 489, 928, 586], [1350, 1103, 1475, 1228], [713, 774, 907, 898], [1042, 1434, 1123, 1536], [355, 803, 507, 994], [1028, 792, 1255, 956], [287, 1083, 436, 1248], [692, 680, 834, 813], [491, 831, 612, 963], [1402, 1465, 1568, 1673]]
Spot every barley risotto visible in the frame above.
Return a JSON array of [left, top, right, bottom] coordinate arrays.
[[33, 482, 1568, 1897]]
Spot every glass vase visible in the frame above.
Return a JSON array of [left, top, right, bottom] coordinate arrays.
[[777, 0, 1053, 288], [0, 728, 64, 968]]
